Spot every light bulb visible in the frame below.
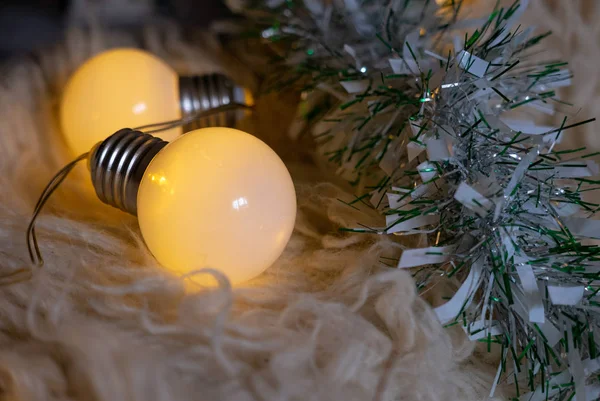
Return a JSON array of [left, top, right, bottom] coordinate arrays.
[[88, 127, 296, 285], [60, 48, 253, 156]]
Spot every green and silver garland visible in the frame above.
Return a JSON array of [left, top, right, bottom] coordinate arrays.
[[238, 0, 600, 399]]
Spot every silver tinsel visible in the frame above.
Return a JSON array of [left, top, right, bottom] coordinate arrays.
[[240, 0, 600, 399]]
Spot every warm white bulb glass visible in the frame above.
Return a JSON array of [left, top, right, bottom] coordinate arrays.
[[60, 48, 181, 156], [137, 128, 296, 285]]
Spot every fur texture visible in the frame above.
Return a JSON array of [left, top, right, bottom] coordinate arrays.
[[0, 1, 596, 400]]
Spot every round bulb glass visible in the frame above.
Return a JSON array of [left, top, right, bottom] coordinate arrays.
[[137, 128, 296, 285], [60, 48, 181, 156]]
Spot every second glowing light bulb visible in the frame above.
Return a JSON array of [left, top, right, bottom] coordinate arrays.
[[60, 48, 253, 156]]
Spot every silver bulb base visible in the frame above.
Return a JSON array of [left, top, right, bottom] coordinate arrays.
[[89, 129, 167, 216], [179, 74, 251, 132]]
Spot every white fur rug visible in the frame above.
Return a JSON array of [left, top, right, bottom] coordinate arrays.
[[0, 1, 597, 400]]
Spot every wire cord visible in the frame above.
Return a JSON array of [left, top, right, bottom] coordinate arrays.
[[26, 152, 89, 266], [133, 103, 251, 133]]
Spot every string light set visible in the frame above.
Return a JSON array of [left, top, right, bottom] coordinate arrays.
[[27, 48, 297, 285]]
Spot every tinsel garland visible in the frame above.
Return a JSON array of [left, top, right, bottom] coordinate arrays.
[[236, 0, 600, 400]]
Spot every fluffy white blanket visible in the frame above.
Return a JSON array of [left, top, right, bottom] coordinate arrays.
[[0, 1, 595, 399]]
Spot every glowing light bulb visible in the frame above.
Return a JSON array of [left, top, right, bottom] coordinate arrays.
[[88, 127, 296, 285], [60, 48, 253, 156]]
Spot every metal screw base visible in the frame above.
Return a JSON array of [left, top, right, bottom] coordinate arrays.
[[179, 74, 251, 132], [89, 129, 167, 216]]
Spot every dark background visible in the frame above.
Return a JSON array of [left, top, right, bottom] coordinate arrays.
[[0, 0, 232, 59]]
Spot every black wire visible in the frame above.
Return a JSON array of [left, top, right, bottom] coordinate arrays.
[[26, 152, 89, 267], [133, 103, 253, 133]]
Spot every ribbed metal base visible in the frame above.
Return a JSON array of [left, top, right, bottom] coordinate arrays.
[[179, 74, 251, 132], [89, 129, 167, 216]]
